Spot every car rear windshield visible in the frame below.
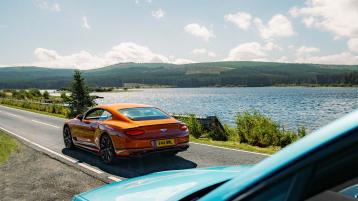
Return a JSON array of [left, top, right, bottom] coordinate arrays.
[[119, 107, 170, 121]]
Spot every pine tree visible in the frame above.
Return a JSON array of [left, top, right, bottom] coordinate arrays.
[[43, 90, 50, 99], [66, 70, 96, 117]]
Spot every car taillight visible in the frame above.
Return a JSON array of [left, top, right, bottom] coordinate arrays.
[[179, 124, 188, 131], [125, 129, 145, 135]]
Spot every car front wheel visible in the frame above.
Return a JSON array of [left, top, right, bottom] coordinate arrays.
[[63, 126, 75, 149]]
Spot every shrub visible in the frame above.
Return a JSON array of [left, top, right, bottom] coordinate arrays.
[[0, 91, 5, 98], [177, 114, 205, 139], [236, 111, 301, 148], [207, 130, 229, 141], [224, 124, 239, 141]]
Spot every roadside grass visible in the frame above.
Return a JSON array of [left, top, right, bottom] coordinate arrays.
[[0, 131, 20, 164], [0, 103, 66, 119], [190, 136, 278, 155]]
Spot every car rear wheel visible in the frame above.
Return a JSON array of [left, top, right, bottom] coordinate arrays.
[[100, 135, 115, 164], [63, 126, 75, 149]]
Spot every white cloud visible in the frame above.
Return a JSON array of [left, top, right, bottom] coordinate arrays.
[[191, 48, 217, 57], [184, 23, 215, 41], [348, 38, 358, 53], [33, 42, 194, 69], [172, 58, 195, 64], [293, 45, 358, 65], [35, 0, 61, 12], [295, 46, 320, 59], [290, 0, 358, 39], [191, 48, 207, 54], [208, 51, 217, 58], [105, 42, 169, 63], [52, 3, 61, 12], [224, 12, 252, 30], [264, 42, 282, 51], [254, 14, 295, 40], [81, 16, 91, 30], [296, 52, 358, 65], [225, 42, 281, 61], [151, 8, 165, 19]]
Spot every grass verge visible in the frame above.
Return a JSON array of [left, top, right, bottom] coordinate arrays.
[[0, 103, 66, 118], [190, 136, 278, 155], [0, 131, 20, 164]]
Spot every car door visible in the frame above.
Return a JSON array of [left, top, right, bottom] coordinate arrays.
[[76, 108, 104, 146]]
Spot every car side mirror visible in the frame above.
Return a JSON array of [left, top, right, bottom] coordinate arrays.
[[76, 114, 84, 121]]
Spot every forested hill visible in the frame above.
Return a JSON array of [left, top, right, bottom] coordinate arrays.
[[0, 61, 358, 89]]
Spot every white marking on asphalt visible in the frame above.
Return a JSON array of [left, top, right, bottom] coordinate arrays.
[[0, 110, 21, 118], [189, 142, 271, 156], [78, 163, 104, 174], [31, 119, 60, 128], [108, 176, 122, 182], [0, 126, 78, 163]]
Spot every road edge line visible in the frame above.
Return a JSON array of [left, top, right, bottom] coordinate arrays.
[[189, 142, 271, 156]]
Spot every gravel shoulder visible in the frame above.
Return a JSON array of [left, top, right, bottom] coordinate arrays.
[[0, 140, 104, 201]]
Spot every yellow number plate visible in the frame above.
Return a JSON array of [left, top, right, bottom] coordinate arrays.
[[156, 139, 175, 147]]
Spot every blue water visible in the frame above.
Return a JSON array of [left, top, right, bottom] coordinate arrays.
[[94, 87, 358, 132]]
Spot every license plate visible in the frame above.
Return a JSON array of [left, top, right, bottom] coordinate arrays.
[[156, 139, 175, 147]]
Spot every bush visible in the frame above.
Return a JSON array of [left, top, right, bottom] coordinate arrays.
[[0, 98, 70, 117], [207, 130, 229, 141], [177, 114, 205, 139], [236, 111, 302, 148], [224, 124, 238, 141]]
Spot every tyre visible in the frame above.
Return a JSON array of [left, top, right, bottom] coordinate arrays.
[[63, 126, 75, 149], [100, 134, 115, 164]]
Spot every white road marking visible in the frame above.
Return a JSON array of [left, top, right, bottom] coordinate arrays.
[[78, 163, 104, 174], [108, 176, 122, 182], [0, 110, 21, 118], [189, 142, 271, 156], [0, 126, 78, 163], [31, 119, 60, 128]]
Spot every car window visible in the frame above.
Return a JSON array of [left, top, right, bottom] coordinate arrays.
[[119, 107, 169, 121], [85, 109, 104, 120], [98, 110, 112, 121]]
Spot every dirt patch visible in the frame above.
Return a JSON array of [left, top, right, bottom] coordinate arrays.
[[0, 144, 104, 201]]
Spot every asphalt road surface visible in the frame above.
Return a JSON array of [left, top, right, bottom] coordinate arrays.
[[0, 105, 268, 179]]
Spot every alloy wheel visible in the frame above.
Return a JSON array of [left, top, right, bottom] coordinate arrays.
[[100, 135, 115, 164]]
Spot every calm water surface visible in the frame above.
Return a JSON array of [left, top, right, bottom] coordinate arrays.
[[94, 87, 358, 132]]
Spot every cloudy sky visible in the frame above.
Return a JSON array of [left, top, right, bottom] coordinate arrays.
[[1, 0, 358, 69]]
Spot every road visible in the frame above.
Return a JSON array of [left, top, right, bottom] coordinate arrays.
[[0, 105, 268, 180]]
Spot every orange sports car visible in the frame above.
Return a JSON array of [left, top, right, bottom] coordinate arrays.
[[63, 103, 189, 164]]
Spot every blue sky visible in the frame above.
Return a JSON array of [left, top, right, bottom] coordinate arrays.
[[0, 0, 358, 69]]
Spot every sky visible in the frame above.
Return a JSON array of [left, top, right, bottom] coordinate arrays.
[[0, 0, 358, 69]]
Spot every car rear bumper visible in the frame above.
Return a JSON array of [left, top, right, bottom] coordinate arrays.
[[115, 142, 189, 157]]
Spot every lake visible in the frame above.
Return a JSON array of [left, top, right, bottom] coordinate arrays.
[[93, 87, 358, 132]]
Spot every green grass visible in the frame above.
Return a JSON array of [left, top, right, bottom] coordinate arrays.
[[0, 103, 66, 119], [0, 131, 20, 164], [190, 136, 279, 155]]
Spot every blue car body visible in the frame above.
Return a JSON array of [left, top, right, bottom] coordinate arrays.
[[73, 110, 358, 201]]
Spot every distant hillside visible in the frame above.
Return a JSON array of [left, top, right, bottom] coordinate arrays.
[[0, 61, 358, 89]]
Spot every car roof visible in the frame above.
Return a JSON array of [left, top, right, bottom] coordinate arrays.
[[201, 109, 358, 201], [99, 103, 153, 111]]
